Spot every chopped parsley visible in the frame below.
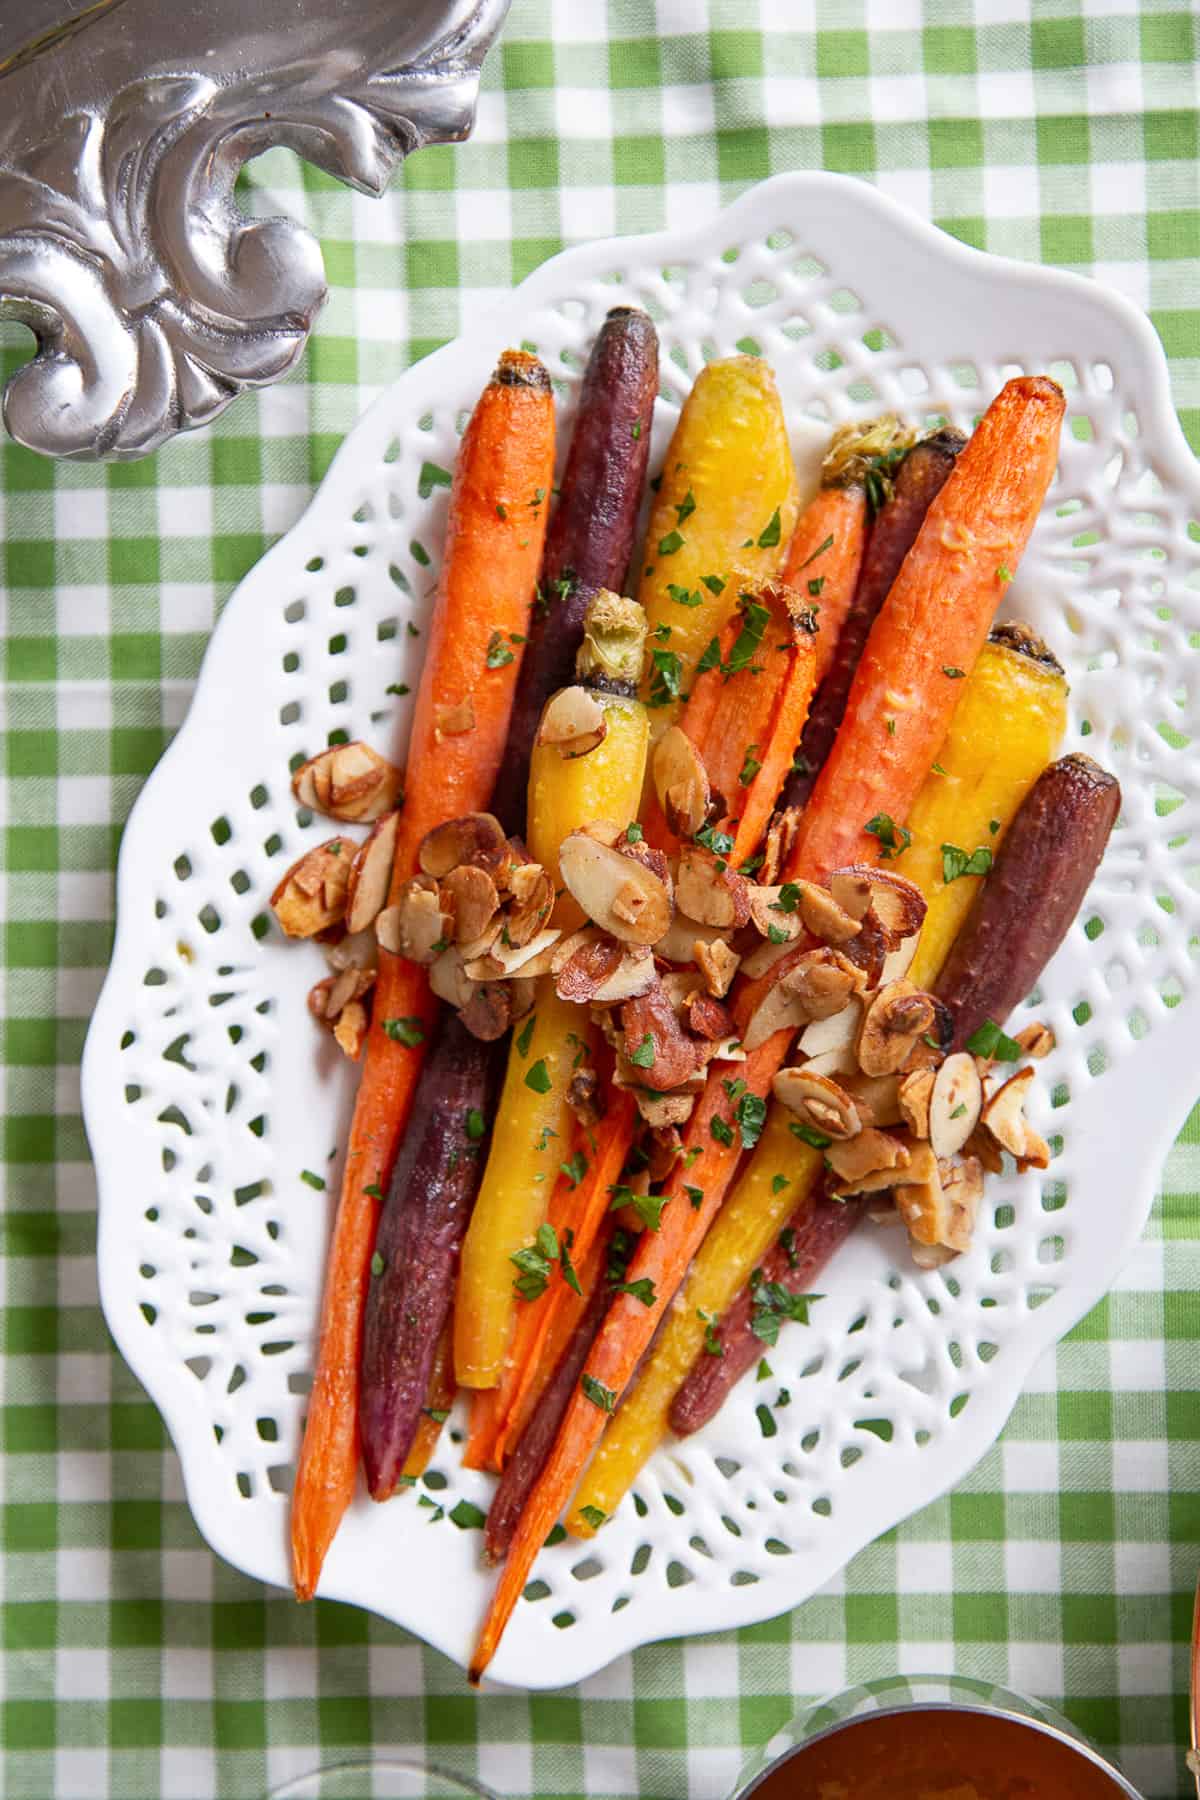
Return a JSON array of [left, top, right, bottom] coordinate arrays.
[[560, 1151, 589, 1188], [608, 1184, 667, 1233], [630, 422, 641, 440], [699, 1309, 724, 1356], [449, 1499, 487, 1530], [733, 1090, 767, 1149], [942, 665, 966, 679], [941, 842, 994, 884], [485, 630, 515, 669], [757, 507, 783, 548], [755, 1403, 778, 1438], [684, 1184, 704, 1209], [370, 1252, 385, 1278], [750, 1282, 821, 1347], [363, 1182, 383, 1200], [625, 822, 644, 843], [579, 1504, 607, 1530], [658, 529, 685, 556], [808, 575, 826, 598], [701, 573, 726, 596], [466, 1108, 486, 1141], [710, 1115, 735, 1148], [723, 597, 771, 677], [516, 1014, 536, 1058], [648, 647, 684, 708], [798, 533, 834, 571], [495, 502, 508, 520], [386, 682, 410, 696], [771, 1174, 790, 1195], [772, 881, 802, 913], [739, 743, 763, 787], [996, 563, 1014, 583], [525, 1058, 552, 1095], [668, 582, 702, 608], [756, 1358, 773, 1382], [613, 1277, 657, 1307], [630, 1032, 656, 1069], [383, 1017, 424, 1047], [696, 635, 723, 676], [675, 489, 696, 525], [789, 1121, 831, 1150], [581, 1374, 616, 1413], [864, 813, 912, 860], [965, 1018, 1023, 1061], [779, 1226, 799, 1269], [694, 821, 735, 857]]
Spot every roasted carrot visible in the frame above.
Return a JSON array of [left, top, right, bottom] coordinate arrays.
[[468, 375, 1067, 1677], [464, 1389, 503, 1473], [397, 1314, 456, 1484], [291, 350, 555, 1600], [638, 356, 799, 710], [489, 1087, 637, 1469], [779, 427, 966, 813], [785, 376, 1066, 883]]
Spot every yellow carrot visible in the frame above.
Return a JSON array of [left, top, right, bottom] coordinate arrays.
[[528, 696, 649, 894], [907, 625, 1068, 989], [638, 357, 798, 710], [570, 1115, 821, 1534]]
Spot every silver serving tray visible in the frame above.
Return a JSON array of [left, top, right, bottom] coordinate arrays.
[[0, 0, 510, 459]]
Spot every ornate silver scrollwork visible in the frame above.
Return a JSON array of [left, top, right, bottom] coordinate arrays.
[[0, 0, 511, 458]]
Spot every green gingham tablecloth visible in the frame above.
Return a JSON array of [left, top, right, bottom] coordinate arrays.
[[1, 3, 1198, 1796]]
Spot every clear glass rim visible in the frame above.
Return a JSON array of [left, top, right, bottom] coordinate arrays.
[[267, 1759, 496, 1800], [735, 1701, 1143, 1800]]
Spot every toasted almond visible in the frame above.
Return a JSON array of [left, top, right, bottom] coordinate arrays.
[[326, 964, 376, 1020], [705, 1034, 747, 1063], [909, 1239, 957, 1270], [857, 979, 937, 1077], [892, 1146, 950, 1241], [802, 1046, 857, 1078], [441, 864, 500, 947], [760, 806, 799, 886], [506, 865, 556, 947], [291, 743, 403, 823], [418, 812, 507, 880], [940, 1154, 984, 1252], [695, 936, 741, 999], [828, 867, 873, 922], [798, 1001, 862, 1060], [324, 926, 379, 974], [801, 882, 863, 946], [661, 969, 704, 1012], [829, 866, 925, 948], [676, 845, 750, 930], [879, 931, 920, 985], [964, 1123, 1004, 1176], [742, 980, 810, 1052], [457, 914, 504, 963], [468, 926, 562, 981], [772, 1067, 862, 1139], [898, 1067, 935, 1138], [928, 1052, 983, 1159], [429, 946, 474, 1009], [620, 981, 701, 1090], [685, 991, 737, 1042], [551, 925, 609, 973], [839, 1069, 902, 1128], [574, 947, 656, 1004], [333, 999, 370, 1059], [436, 698, 476, 737], [653, 914, 728, 965], [559, 831, 672, 946], [783, 947, 867, 1020], [344, 812, 399, 935], [375, 904, 403, 954], [576, 819, 626, 849], [270, 838, 356, 937], [380, 878, 450, 963], [747, 885, 806, 944], [901, 996, 955, 1073], [308, 976, 336, 1021], [538, 684, 608, 758], [509, 977, 537, 1022], [554, 934, 623, 1002], [740, 934, 796, 979], [1014, 1021, 1055, 1060], [652, 726, 711, 838], [567, 1066, 605, 1129], [632, 1088, 696, 1129], [825, 1128, 911, 1188], [981, 1066, 1050, 1168], [459, 982, 512, 1041]]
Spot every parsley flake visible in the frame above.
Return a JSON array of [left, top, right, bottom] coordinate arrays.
[[524, 1058, 552, 1095], [941, 842, 994, 884], [581, 1374, 616, 1413], [757, 507, 782, 548], [965, 1018, 1023, 1061], [383, 1017, 424, 1047]]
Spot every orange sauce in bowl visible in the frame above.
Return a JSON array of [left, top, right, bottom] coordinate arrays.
[[748, 1708, 1133, 1800]]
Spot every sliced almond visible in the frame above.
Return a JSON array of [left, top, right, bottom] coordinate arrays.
[[685, 992, 737, 1042], [554, 932, 623, 1002], [537, 685, 608, 758], [857, 979, 937, 1077], [772, 1067, 861, 1139], [653, 914, 728, 965], [589, 951, 658, 1003], [981, 1066, 1050, 1169], [344, 812, 399, 935], [798, 1001, 862, 1060], [333, 998, 370, 1059], [743, 949, 863, 1053], [506, 864, 555, 947], [705, 1034, 747, 1064], [747, 885, 805, 944], [270, 838, 356, 938], [760, 806, 799, 886], [828, 867, 874, 922], [928, 1052, 983, 1159], [308, 976, 337, 1021], [291, 743, 403, 823], [468, 926, 561, 981], [879, 931, 920, 985], [436, 697, 476, 738], [910, 1239, 957, 1270], [652, 726, 711, 838], [661, 970, 704, 1012], [559, 831, 672, 946], [379, 878, 450, 963], [829, 866, 925, 947], [964, 1123, 1004, 1176], [1014, 1021, 1055, 1060], [893, 1146, 950, 1241], [493, 835, 533, 896], [901, 996, 954, 1073], [839, 1069, 902, 1128], [940, 1155, 984, 1252], [325, 964, 376, 1021], [825, 1128, 911, 1189], [898, 1067, 935, 1138], [429, 946, 474, 1009], [441, 864, 500, 947], [418, 812, 507, 880], [457, 914, 504, 964], [324, 927, 379, 974], [695, 936, 741, 999], [740, 934, 796, 980], [567, 1066, 605, 1129], [802, 1046, 857, 1078], [632, 1088, 696, 1130], [742, 980, 809, 1052], [620, 981, 701, 1090], [800, 882, 863, 946], [676, 845, 751, 930], [459, 982, 512, 1041]]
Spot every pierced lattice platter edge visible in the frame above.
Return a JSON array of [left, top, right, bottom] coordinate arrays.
[[83, 172, 1200, 1688]]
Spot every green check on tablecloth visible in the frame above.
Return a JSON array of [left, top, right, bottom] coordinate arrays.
[[1, 3, 1198, 1797]]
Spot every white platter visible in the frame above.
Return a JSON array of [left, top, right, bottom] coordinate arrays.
[[83, 171, 1200, 1688]]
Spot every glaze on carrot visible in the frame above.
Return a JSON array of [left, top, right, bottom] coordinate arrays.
[[291, 350, 555, 1600]]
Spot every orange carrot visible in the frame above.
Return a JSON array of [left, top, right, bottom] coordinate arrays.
[[469, 374, 1066, 1679], [464, 1390, 503, 1473], [780, 482, 867, 688], [291, 351, 555, 1603], [489, 1089, 637, 1469], [787, 376, 1065, 884], [398, 1316, 456, 1484]]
